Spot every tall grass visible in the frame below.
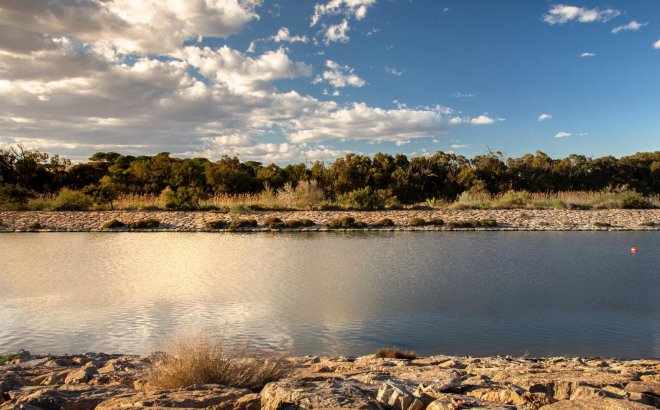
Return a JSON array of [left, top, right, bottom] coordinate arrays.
[[147, 331, 289, 391], [10, 189, 660, 211]]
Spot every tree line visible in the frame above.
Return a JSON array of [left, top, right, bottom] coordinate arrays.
[[1, 146, 658, 207]]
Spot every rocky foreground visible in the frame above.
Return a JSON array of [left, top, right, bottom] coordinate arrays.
[[1, 209, 659, 232], [1, 351, 659, 409]]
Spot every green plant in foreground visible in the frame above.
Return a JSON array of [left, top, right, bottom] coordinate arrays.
[[103, 219, 126, 229], [0, 354, 20, 363], [374, 348, 417, 360], [53, 188, 93, 211], [128, 219, 160, 229]]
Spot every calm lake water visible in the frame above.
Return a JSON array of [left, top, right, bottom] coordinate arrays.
[[1, 232, 658, 358]]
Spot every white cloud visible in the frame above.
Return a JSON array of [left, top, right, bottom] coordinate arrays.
[[272, 27, 308, 43], [366, 28, 380, 36], [580, 52, 596, 58], [450, 144, 467, 149], [555, 131, 572, 138], [543, 4, 620, 25], [654, 40, 660, 49], [453, 92, 475, 98], [448, 115, 499, 126], [324, 19, 350, 43], [384, 66, 403, 76], [0, 0, 262, 55], [313, 60, 365, 88], [611, 20, 647, 34], [311, 0, 376, 26], [538, 113, 553, 122]]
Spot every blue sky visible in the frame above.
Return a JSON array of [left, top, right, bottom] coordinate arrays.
[[0, 0, 658, 162]]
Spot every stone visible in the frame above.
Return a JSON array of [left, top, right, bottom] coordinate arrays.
[[0, 385, 131, 410], [625, 381, 660, 397], [64, 365, 98, 384], [376, 381, 424, 410], [539, 397, 657, 409], [260, 378, 380, 410], [414, 371, 463, 397], [426, 393, 518, 409], [96, 384, 253, 409]]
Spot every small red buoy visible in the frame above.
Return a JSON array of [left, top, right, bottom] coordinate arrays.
[[631, 247, 638, 254]]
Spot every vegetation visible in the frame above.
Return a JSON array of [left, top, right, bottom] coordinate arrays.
[[205, 220, 228, 230], [0, 354, 20, 363], [374, 348, 418, 360], [328, 216, 367, 229], [371, 218, 395, 227], [128, 219, 160, 229], [593, 222, 612, 227], [227, 219, 258, 231], [408, 218, 427, 226], [28, 221, 42, 230], [0, 146, 658, 210], [103, 219, 126, 229], [447, 219, 498, 229], [147, 332, 288, 391]]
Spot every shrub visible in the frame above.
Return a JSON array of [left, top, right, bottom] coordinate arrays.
[[622, 194, 652, 209], [264, 217, 284, 229], [228, 219, 258, 231], [162, 186, 208, 211], [316, 202, 342, 211], [593, 221, 612, 227], [639, 221, 657, 227], [284, 220, 302, 228], [205, 220, 228, 230], [447, 219, 498, 229], [229, 204, 254, 215], [0, 354, 20, 363], [103, 219, 126, 229], [0, 184, 33, 206], [372, 218, 395, 227], [408, 218, 427, 227], [83, 178, 118, 209], [53, 188, 92, 211], [338, 187, 389, 210], [128, 219, 160, 229], [327, 216, 367, 229], [429, 218, 444, 226], [147, 331, 289, 391], [374, 348, 417, 360], [298, 219, 315, 227], [29, 221, 42, 230]]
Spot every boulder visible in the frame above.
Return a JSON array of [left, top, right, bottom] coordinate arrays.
[[414, 371, 463, 397], [427, 393, 518, 409], [625, 381, 660, 397], [0, 384, 131, 410], [64, 365, 98, 384], [96, 384, 253, 409], [539, 397, 656, 409], [260, 378, 380, 410], [376, 381, 424, 410]]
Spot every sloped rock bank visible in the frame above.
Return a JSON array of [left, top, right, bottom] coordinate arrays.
[[1, 209, 659, 232], [1, 352, 658, 409]]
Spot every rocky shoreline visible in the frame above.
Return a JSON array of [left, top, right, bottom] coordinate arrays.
[[0, 209, 659, 232], [1, 351, 659, 409]]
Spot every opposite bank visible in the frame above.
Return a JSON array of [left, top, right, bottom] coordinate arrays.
[[1, 209, 659, 232]]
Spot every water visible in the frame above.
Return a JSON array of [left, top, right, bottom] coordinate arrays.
[[0, 232, 658, 358]]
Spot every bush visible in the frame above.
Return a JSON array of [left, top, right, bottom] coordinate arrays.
[[371, 218, 395, 227], [205, 220, 228, 230], [408, 218, 427, 227], [593, 221, 612, 227], [298, 219, 315, 227], [622, 194, 652, 209], [147, 331, 289, 391], [162, 187, 208, 211], [327, 216, 367, 229], [29, 221, 42, 230], [229, 204, 254, 215], [264, 217, 284, 229], [316, 202, 342, 211], [0, 184, 33, 206], [128, 218, 160, 229], [374, 348, 417, 360], [429, 218, 444, 226], [338, 187, 390, 210], [228, 219, 258, 231], [103, 219, 126, 229], [447, 219, 498, 229], [53, 188, 92, 211]]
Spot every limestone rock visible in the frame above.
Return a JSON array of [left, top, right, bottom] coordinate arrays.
[[64, 365, 98, 384], [625, 381, 660, 397], [0, 385, 131, 410], [414, 371, 463, 397], [96, 384, 253, 409], [260, 378, 379, 410], [427, 393, 518, 409], [376, 381, 424, 410], [539, 397, 656, 409]]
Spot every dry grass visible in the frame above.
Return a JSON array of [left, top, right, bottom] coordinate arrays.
[[146, 331, 289, 391], [374, 347, 418, 360]]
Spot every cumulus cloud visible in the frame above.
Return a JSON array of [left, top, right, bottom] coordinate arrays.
[[654, 40, 660, 49], [272, 27, 308, 43], [313, 60, 365, 88], [449, 115, 499, 126], [611, 20, 647, 34], [324, 19, 350, 43], [384, 66, 403, 76], [0, 0, 262, 55], [543, 4, 620, 25], [554, 131, 572, 138], [538, 113, 553, 121], [450, 144, 467, 149], [310, 0, 376, 26], [580, 52, 596, 58]]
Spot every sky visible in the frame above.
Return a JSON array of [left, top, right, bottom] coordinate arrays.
[[0, 0, 659, 163]]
